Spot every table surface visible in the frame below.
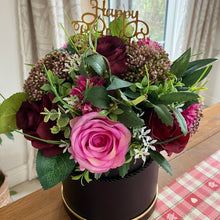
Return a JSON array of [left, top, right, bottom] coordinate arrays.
[[1, 103, 220, 220]]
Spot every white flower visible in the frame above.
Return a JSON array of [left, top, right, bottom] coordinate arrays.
[[63, 96, 79, 113], [59, 140, 70, 153], [133, 126, 157, 163], [134, 147, 149, 163], [63, 54, 81, 74]]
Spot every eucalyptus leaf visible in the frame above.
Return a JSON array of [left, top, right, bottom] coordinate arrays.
[[0, 93, 28, 133], [149, 150, 172, 175], [36, 150, 75, 190], [57, 117, 69, 128]]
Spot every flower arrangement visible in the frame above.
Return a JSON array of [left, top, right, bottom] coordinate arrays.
[[0, 16, 216, 190]]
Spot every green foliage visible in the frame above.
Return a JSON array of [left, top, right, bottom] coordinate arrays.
[[107, 76, 133, 90], [41, 107, 70, 138], [158, 91, 199, 105], [170, 48, 191, 78], [84, 55, 106, 76], [109, 16, 134, 38], [0, 93, 28, 133], [170, 106, 188, 135], [149, 149, 172, 175], [87, 86, 110, 109], [118, 162, 130, 178], [182, 65, 212, 87], [184, 58, 217, 76], [117, 104, 144, 128], [153, 104, 173, 126], [71, 170, 92, 185], [36, 150, 75, 190]]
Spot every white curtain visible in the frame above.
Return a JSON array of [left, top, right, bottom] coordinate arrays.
[[17, 0, 81, 180], [168, 0, 220, 60]]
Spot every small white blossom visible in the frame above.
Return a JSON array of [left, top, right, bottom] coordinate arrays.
[[63, 96, 79, 113], [133, 126, 157, 163], [63, 54, 81, 74], [59, 140, 70, 153], [134, 147, 149, 163], [176, 103, 184, 112]]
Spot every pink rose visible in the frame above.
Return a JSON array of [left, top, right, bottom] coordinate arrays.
[[69, 112, 131, 173]]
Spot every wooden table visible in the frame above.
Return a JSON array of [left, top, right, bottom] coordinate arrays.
[[1, 103, 220, 220]]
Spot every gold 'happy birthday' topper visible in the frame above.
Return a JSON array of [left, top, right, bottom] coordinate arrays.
[[71, 0, 149, 43]]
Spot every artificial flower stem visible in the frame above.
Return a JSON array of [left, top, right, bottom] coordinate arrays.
[[189, 64, 210, 91], [0, 93, 6, 100], [155, 134, 184, 145], [43, 66, 80, 115], [7, 126, 63, 145], [59, 23, 79, 54], [64, 10, 79, 44]]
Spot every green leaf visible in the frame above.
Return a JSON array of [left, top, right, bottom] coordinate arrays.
[[170, 107, 188, 135], [184, 58, 217, 75], [5, 132, 14, 140], [41, 84, 52, 92], [0, 137, 2, 145], [87, 86, 110, 109], [57, 117, 69, 128], [117, 104, 144, 128], [109, 113, 117, 121], [0, 93, 29, 133], [79, 60, 89, 78], [107, 77, 133, 90], [153, 104, 173, 126], [84, 55, 106, 76], [149, 150, 172, 175], [36, 150, 75, 190], [158, 91, 199, 105], [118, 162, 130, 178], [170, 48, 191, 78], [182, 66, 212, 87], [109, 16, 134, 38], [50, 126, 60, 134], [64, 127, 71, 138], [10, 190, 17, 196], [94, 173, 102, 180]]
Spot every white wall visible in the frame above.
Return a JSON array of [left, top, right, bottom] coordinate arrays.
[[0, 1, 28, 187]]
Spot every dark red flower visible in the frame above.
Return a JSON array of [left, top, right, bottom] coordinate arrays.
[[96, 36, 130, 76], [146, 111, 190, 156], [16, 93, 63, 157]]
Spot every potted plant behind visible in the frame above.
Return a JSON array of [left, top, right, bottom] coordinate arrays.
[[0, 1, 217, 219]]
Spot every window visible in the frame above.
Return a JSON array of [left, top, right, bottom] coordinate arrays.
[[109, 0, 168, 47]]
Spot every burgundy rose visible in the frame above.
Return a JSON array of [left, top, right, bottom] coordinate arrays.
[[146, 111, 190, 156], [16, 93, 63, 157], [96, 36, 130, 76]]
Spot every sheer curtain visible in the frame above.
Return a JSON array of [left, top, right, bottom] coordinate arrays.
[[17, 0, 81, 180], [167, 0, 220, 60]]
